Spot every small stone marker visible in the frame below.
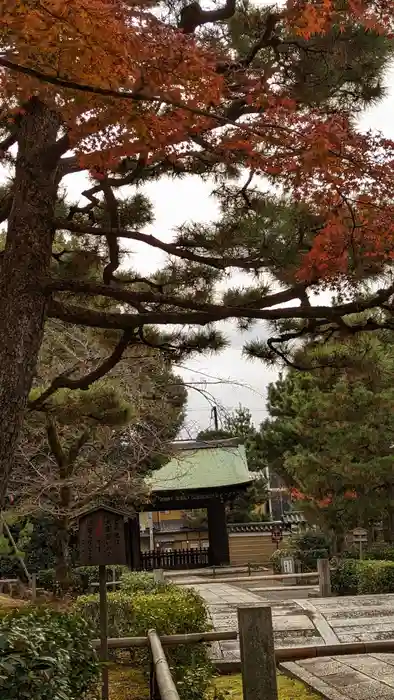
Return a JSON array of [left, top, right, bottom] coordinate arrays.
[[281, 556, 295, 575], [153, 569, 165, 583], [237, 604, 278, 700]]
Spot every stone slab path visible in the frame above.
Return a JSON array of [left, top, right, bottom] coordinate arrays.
[[189, 583, 394, 697], [282, 655, 394, 700]]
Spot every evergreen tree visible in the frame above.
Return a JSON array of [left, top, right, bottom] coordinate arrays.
[[5, 225, 188, 585], [260, 331, 394, 549]]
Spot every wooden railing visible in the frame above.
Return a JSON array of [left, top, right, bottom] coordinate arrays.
[[141, 547, 209, 570], [149, 629, 181, 700]]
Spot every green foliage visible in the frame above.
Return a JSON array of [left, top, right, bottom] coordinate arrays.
[[291, 532, 331, 571], [227, 476, 268, 523], [269, 532, 330, 572], [342, 543, 394, 562], [0, 519, 34, 579], [259, 332, 394, 540], [74, 586, 208, 639], [119, 571, 171, 595], [37, 565, 127, 596], [332, 560, 394, 596], [0, 606, 99, 700], [74, 586, 210, 700]]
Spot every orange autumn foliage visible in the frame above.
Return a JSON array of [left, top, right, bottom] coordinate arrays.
[[0, 0, 222, 166], [1, 0, 394, 280]]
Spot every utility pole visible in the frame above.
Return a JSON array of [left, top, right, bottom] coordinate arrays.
[[211, 406, 219, 431]]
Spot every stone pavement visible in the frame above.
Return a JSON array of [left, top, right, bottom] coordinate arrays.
[[282, 655, 394, 700], [189, 583, 394, 697]]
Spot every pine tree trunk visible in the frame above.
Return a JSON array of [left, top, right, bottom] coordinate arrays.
[[55, 516, 72, 592], [0, 98, 60, 505], [55, 477, 73, 591]]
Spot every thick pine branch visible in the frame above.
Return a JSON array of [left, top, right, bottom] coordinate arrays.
[[55, 219, 277, 270], [179, 0, 237, 34], [45, 278, 309, 314], [47, 281, 394, 331]]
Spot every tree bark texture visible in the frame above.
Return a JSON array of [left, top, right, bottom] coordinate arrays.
[[0, 98, 60, 506]]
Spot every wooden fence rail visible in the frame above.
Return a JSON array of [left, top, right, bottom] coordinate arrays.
[[92, 630, 238, 650]]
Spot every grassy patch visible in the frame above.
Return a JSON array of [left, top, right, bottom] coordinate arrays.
[[0, 594, 26, 609], [107, 667, 321, 700], [214, 674, 321, 700], [108, 666, 149, 700]]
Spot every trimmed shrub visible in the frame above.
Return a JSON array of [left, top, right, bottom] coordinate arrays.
[[361, 544, 394, 562], [332, 559, 394, 595], [331, 559, 359, 595], [0, 606, 99, 699], [74, 586, 210, 700], [119, 571, 171, 595]]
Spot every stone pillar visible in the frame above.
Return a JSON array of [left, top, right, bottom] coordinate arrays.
[[207, 498, 230, 566], [237, 605, 278, 700], [129, 516, 142, 570]]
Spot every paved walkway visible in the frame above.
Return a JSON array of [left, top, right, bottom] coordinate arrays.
[[188, 583, 394, 698], [282, 655, 394, 700]]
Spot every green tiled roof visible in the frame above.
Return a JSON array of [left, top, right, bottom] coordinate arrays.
[[149, 439, 253, 493]]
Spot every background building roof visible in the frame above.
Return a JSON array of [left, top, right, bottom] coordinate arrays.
[[149, 439, 253, 493]]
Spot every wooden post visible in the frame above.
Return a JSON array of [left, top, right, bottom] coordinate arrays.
[[317, 558, 331, 597], [31, 573, 37, 602], [237, 605, 278, 700], [99, 565, 109, 700]]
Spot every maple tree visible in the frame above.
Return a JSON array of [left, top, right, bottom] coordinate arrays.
[[260, 331, 394, 549], [1, 0, 394, 505]]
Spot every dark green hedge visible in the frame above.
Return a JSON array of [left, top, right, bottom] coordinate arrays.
[[332, 559, 394, 595], [342, 544, 394, 562], [0, 607, 98, 700]]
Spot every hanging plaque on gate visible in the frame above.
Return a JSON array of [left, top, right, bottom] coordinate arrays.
[[78, 506, 128, 566]]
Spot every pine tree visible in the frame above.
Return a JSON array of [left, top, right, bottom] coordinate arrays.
[[5, 224, 188, 584], [260, 330, 394, 549], [0, 0, 393, 503]]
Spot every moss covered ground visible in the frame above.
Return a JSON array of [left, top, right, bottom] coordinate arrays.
[[108, 666, 321, 700]]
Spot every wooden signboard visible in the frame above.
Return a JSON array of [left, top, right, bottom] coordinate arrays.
[[352, 527, 368, 543], [78, 506, 127, 567], [271, 527, 283, 544]]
